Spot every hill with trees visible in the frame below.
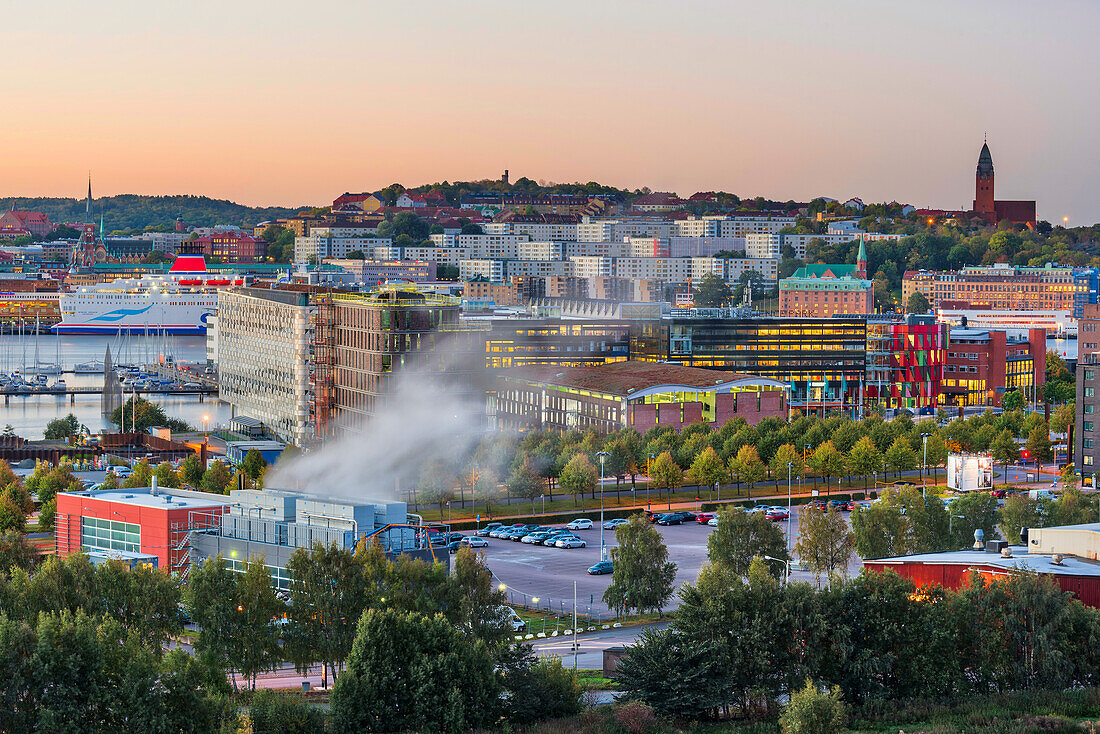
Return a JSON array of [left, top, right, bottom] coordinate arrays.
[[0, 195, 309, 233]]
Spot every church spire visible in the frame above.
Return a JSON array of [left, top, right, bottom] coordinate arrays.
[[976, 142, 994, 178], [86, 173, 93, 221], [856, 237, 867, 278]]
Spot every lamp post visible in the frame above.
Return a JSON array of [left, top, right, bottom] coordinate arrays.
[[921, 433, 931, 498], [764, 554, 792, 584], [202, 414, 210, 445], [596, 451, 610, 560], [948, 513, 967, 545], [787, 461, 793, 555], [647, 453, 655, 511]]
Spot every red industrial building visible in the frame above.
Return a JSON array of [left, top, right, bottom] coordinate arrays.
[[55, 485, 231, 575], [865, 531, 1100, 609]]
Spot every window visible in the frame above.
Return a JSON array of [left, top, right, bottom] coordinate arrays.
[[81, 516, 140, 554], [1085, 455, 1094, 466], [1086, 439, 1095, 449], [1088, 388, 1096, 398], [1086, 404, 1095, 414], [1086, 421, 1094, 432]]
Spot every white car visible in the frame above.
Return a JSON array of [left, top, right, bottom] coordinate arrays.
[[556, 537, 587, 549], [566, 518, 593, 530], [109, 466, 132, 478], [707, 516, 719, 527], [461, 536, 489, 548]]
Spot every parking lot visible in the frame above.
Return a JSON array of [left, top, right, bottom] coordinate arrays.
[[475, 507, 864, 617]]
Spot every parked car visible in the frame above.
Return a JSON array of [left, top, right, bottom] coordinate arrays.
[[461, 536, 489, 548], [477, 522, 502, 537], [499, 606, 527, 632], [109, 466, 132, 478], [674, 511, 697, 522], [446, 539, 463, 553], [587, 560, 614, 575], [807, 499, 828, 511], [695, 512, 716, 524], [827, 499, 847, 512], [707, 516, 719, 527], [566, 518, 593, 530], [747, 505, 770, 514], [556, 537, 587, 549], [656, 514, 682, 526], [604, 518, 630, 528], [543, 531, 574, 546], [521, 531, 552, 544], [765, 508, 790, 521]]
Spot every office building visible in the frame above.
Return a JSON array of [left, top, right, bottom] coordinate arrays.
[[903, 263, 1082, 313], [864, 314, 948, 413], [940, 327, 1044, 407], [1076, 305, 1100, 484]]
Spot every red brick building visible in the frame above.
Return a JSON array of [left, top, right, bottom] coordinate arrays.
[[180, 231, 266, 263], [55, 486, 231, 574], [941, 326, 1045, 407], [0, 208, 54, 238], [972, 141, 1037, 227]]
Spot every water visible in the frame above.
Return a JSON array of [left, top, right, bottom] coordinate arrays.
[[0, 333, 231, 439], [1047, 336, 1077, 361]]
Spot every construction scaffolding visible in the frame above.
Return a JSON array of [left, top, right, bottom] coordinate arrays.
[[309, 293, 337, 439]]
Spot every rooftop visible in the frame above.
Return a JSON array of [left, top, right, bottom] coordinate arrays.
[[867, 546, 1100, 578], [504, 361, 788, 398], [61, 486, 231, 510]]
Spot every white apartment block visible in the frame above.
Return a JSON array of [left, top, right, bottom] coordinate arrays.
[[459, 259, 505, 281], [430, 233, 530, 259], [295, 233, 391, 262], [675, 217, 723, 238], [576, 220, 615, 242], [569, 256, 614, 279], [669, 236, 745, 257], [722, 258, 779, 284], [560, 240, 632, 258], [517, 240, 565, 261], [503, 260, 574, 278], [482, 222, 580, 240], [717, 217, 797, 237], [400, 246, 471, 266], [745, 233, 784, 259], [613, 257, 723, 282]]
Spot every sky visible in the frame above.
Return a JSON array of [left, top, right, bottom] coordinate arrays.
[[1, 0, 1098, 223]]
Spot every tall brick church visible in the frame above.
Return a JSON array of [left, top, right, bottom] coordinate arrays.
[[972, 141, 1036, 227]]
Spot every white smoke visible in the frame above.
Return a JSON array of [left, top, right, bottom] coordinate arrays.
[[266, 359, 487, 504]]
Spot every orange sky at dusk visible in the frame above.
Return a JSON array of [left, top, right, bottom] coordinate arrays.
[[1, 0, 1098, 222]]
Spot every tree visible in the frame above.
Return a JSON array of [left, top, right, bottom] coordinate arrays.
[[417, 460, 455, 520], [285, 543, 369, 689], [846, 435, 882, 488], [1001, 390, 1025, 412], [331, 608, 498, 734], [459, 222, 483, 235], [0, 530, 38, 573], [43, 414, 80, 440], [689, 446, 726, 498], [851, 502, 908, 559], [707, 508, 788, 579], [1027, 424, 1053, 463], [692, 273, 732, 307], [779, 679, 847, 734], [497, 647, 582, 725], [809, 441, 845, 491], [648, 450, 683, 502], [989, 428, 1019, 483], [729, 444, 765, 496], [1050, 403, 1075, 435], [506, 458, 543, 514], [905, 291, 930, 314], [999, 495, 1043, 545], [200, 460, 232, 494], [186, 556, 241, 689], [180, 454, 204, 486], [96, 560, 182, 651], [794, 506, 854, 584], [558, 453, 597, 508], [233, 556, 283, 689], [883, 436, 917, 477], [154, 461, 181, 489], [241, 449, 267, 482], [770, 443, 804, 491], [109, 396, 191, 434], [946, 491, 999, 550], [732, 270, 767, 304], [604, 517, 677, 616], [346, 249, 366, 260]]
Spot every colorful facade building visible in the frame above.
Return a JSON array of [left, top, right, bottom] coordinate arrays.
[[864, 314, 948, 413]]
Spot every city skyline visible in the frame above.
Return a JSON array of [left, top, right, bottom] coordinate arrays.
[[1, 1, 1097, 223]]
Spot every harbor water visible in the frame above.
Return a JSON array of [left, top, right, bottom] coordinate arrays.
[[0, 333, 231, 439]]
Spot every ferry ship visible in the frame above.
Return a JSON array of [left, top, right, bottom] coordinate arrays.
[[54, 256, 244, 335]]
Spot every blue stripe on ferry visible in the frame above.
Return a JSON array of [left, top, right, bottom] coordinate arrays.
[[51, 325, 208, 335]]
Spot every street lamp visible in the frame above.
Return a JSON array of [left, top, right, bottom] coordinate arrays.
[[202, 414, 210, 445], [764, 554, 792, 584], [647, 453, 655, 510], [787, 461, 793, 555], [921, 433, 931, 498], [948, 514, 967, 545], [596, 451, 610, 561]]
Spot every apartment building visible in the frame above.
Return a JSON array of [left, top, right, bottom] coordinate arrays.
[[295, 231, 391, 262], [399, 246, 471, 267], [1078, 305, 1100, 484], [614, 257, 723, 282], [903, 263, 1083, 312], [723, 258, 779, 284], [569, 255, 613, 279]]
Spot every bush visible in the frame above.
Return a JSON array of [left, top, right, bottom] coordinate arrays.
[[246, 689, 324, 734], [613, 700, 659, 734], [779, 679, 846, 734]]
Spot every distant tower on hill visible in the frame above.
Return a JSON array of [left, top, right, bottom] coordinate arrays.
[[175, 214, 186, 233], [974, 139, 996, 219], [502, 169, 509, 184]]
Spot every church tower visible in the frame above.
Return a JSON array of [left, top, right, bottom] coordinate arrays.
[[856, 237, 867, 278], [974, 140, 995, 220]]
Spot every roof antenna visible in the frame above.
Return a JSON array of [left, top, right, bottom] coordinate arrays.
[[984, 131, 987, 144]]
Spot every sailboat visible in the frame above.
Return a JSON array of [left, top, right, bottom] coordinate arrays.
[[33, 316, 61, 375]]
